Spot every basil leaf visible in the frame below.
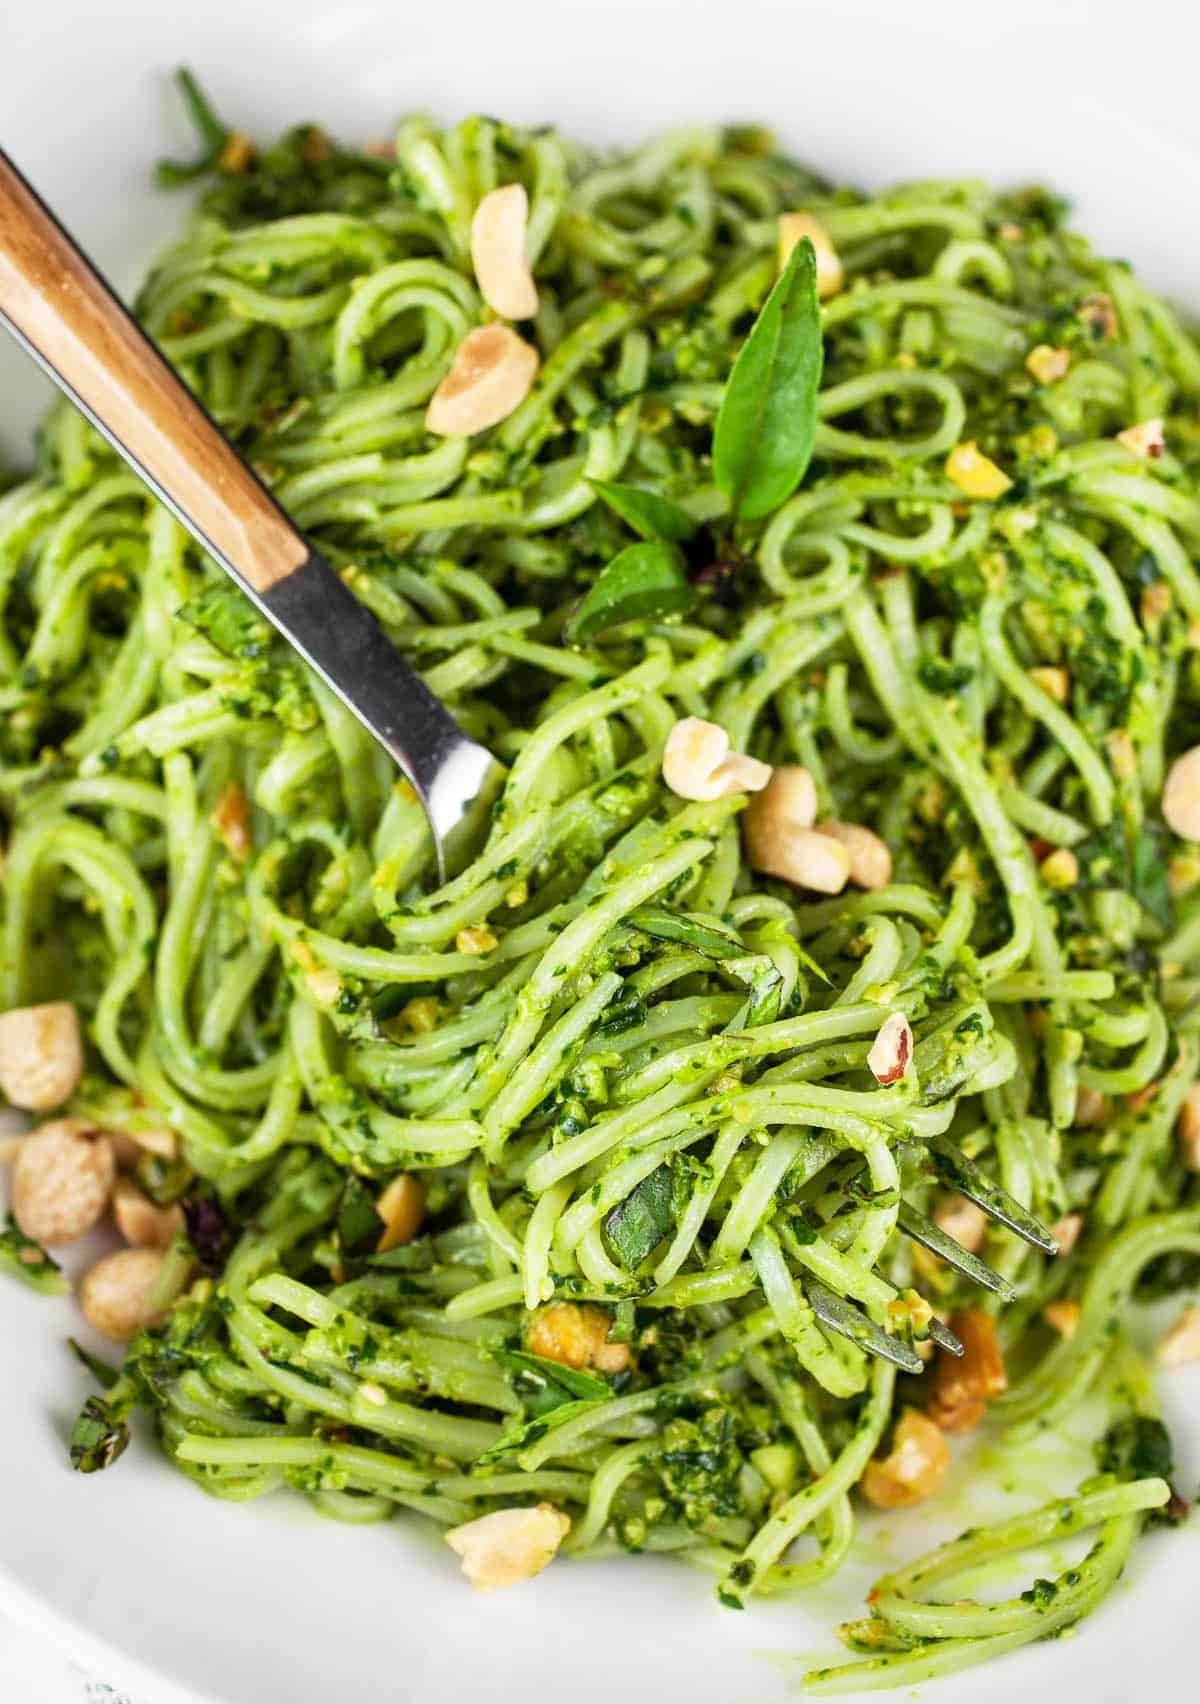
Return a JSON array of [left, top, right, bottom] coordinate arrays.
[[0, 1213, 69, 1297], [604, 1164, 679, 1269], [1131, 823, 1172, 930], [587, 478, 698, 544], [492, 1348, 611, 1416], [629, 904, 743, 959], [566, 541, 697, 643], [713, 237, 823, 521], [68, 1338, 121, 1391], [726, 954, 784, 1028], [156, 68, 233, 188], [474, 1397, 608, 1465]]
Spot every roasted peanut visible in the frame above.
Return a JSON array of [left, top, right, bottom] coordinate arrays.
[[0, 1002, 84, 1111], [112, 1177, 184, 1250], [859, 1410, 949, 1509], [663, 717, 772, 802], [426, 325, 538, 437], [867, 1012, 912, 1087], [527, 1301, 631, 1374], [376, 1174, 425, 1252], [927, 1308, 1007, 1433], [814, 821, 892, 890], [11, 1119, 115, 1247], [1162, 747, 1200, 840], [470, 183, 538, 320], [79, 1248, 168, 1341], [444, 1503, 570, 1588]]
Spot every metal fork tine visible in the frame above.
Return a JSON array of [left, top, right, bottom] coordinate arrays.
[[927, 1316, 964, 1357], [924, 1134, 1059, 1255], [896, 1202, 1018, 1300], [804, 1278, 924, 1374]]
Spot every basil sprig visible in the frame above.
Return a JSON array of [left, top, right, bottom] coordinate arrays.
[[587, 478, 698, 544], [565, 540, 697, 642], [712, 236, 823, 521]]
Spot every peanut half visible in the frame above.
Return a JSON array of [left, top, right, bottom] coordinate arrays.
[[470, 183, 538, 320]]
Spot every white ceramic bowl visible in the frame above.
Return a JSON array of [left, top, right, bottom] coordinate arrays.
[[2, 3, 1200, 1699]]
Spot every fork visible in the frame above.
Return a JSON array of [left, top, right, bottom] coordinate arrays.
[[0, 146, 503, 878]]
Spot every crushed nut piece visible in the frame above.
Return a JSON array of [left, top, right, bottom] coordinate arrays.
[[859, 1410, 949, 1509], [867, 1012, 912, 1087], [927, 1308, 1007, 1433], [528, 1301, 631, 1374], [1025, 344, 1070, 384], [445, 1503, 570, 1589], [944, 442, 1012, 499], [1116, 418, 1165, 460]]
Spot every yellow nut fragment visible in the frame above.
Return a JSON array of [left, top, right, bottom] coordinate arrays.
[[528, 1301, 631, 1374], [1043, 1298, 1080, 1338], [470, 183, 538, 320], [287, 940, 342, 1008], [0, 1002, 84, 1111], [1050, 1212, 1085, 1255], [445, 1503, 570, 1589], [814, 821, 892, 890], [1178, 1085, 1200, 1172], [79, 1247, 168, 1342], [1162, 746, 1200, 841], [944, 441, 1012, 500], [11, 1119, 115, 1247], [1116, 417, 1165, 460], [426, 325, 538, 437], [1159, 1305, 1200, 1365], [1029, 666, 1069, 705], [1040, 847, 1078, 889], [376, 1174, 426, 1252], [867, 1012, 912, 1087], [210, 781, 252, 862], [859, 1410, 949, 1510], [662, 718, 772, 803], [456, 925, 497, 956], [1025, 344, 1071, 384], [1142, 581, 1172, 626], [932, 1193, 987, 1255], [112, 1177, 184, 1250], [777, 212, 843, 297]]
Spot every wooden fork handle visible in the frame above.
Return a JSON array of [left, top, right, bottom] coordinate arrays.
[[0, 148, 306, 593]]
